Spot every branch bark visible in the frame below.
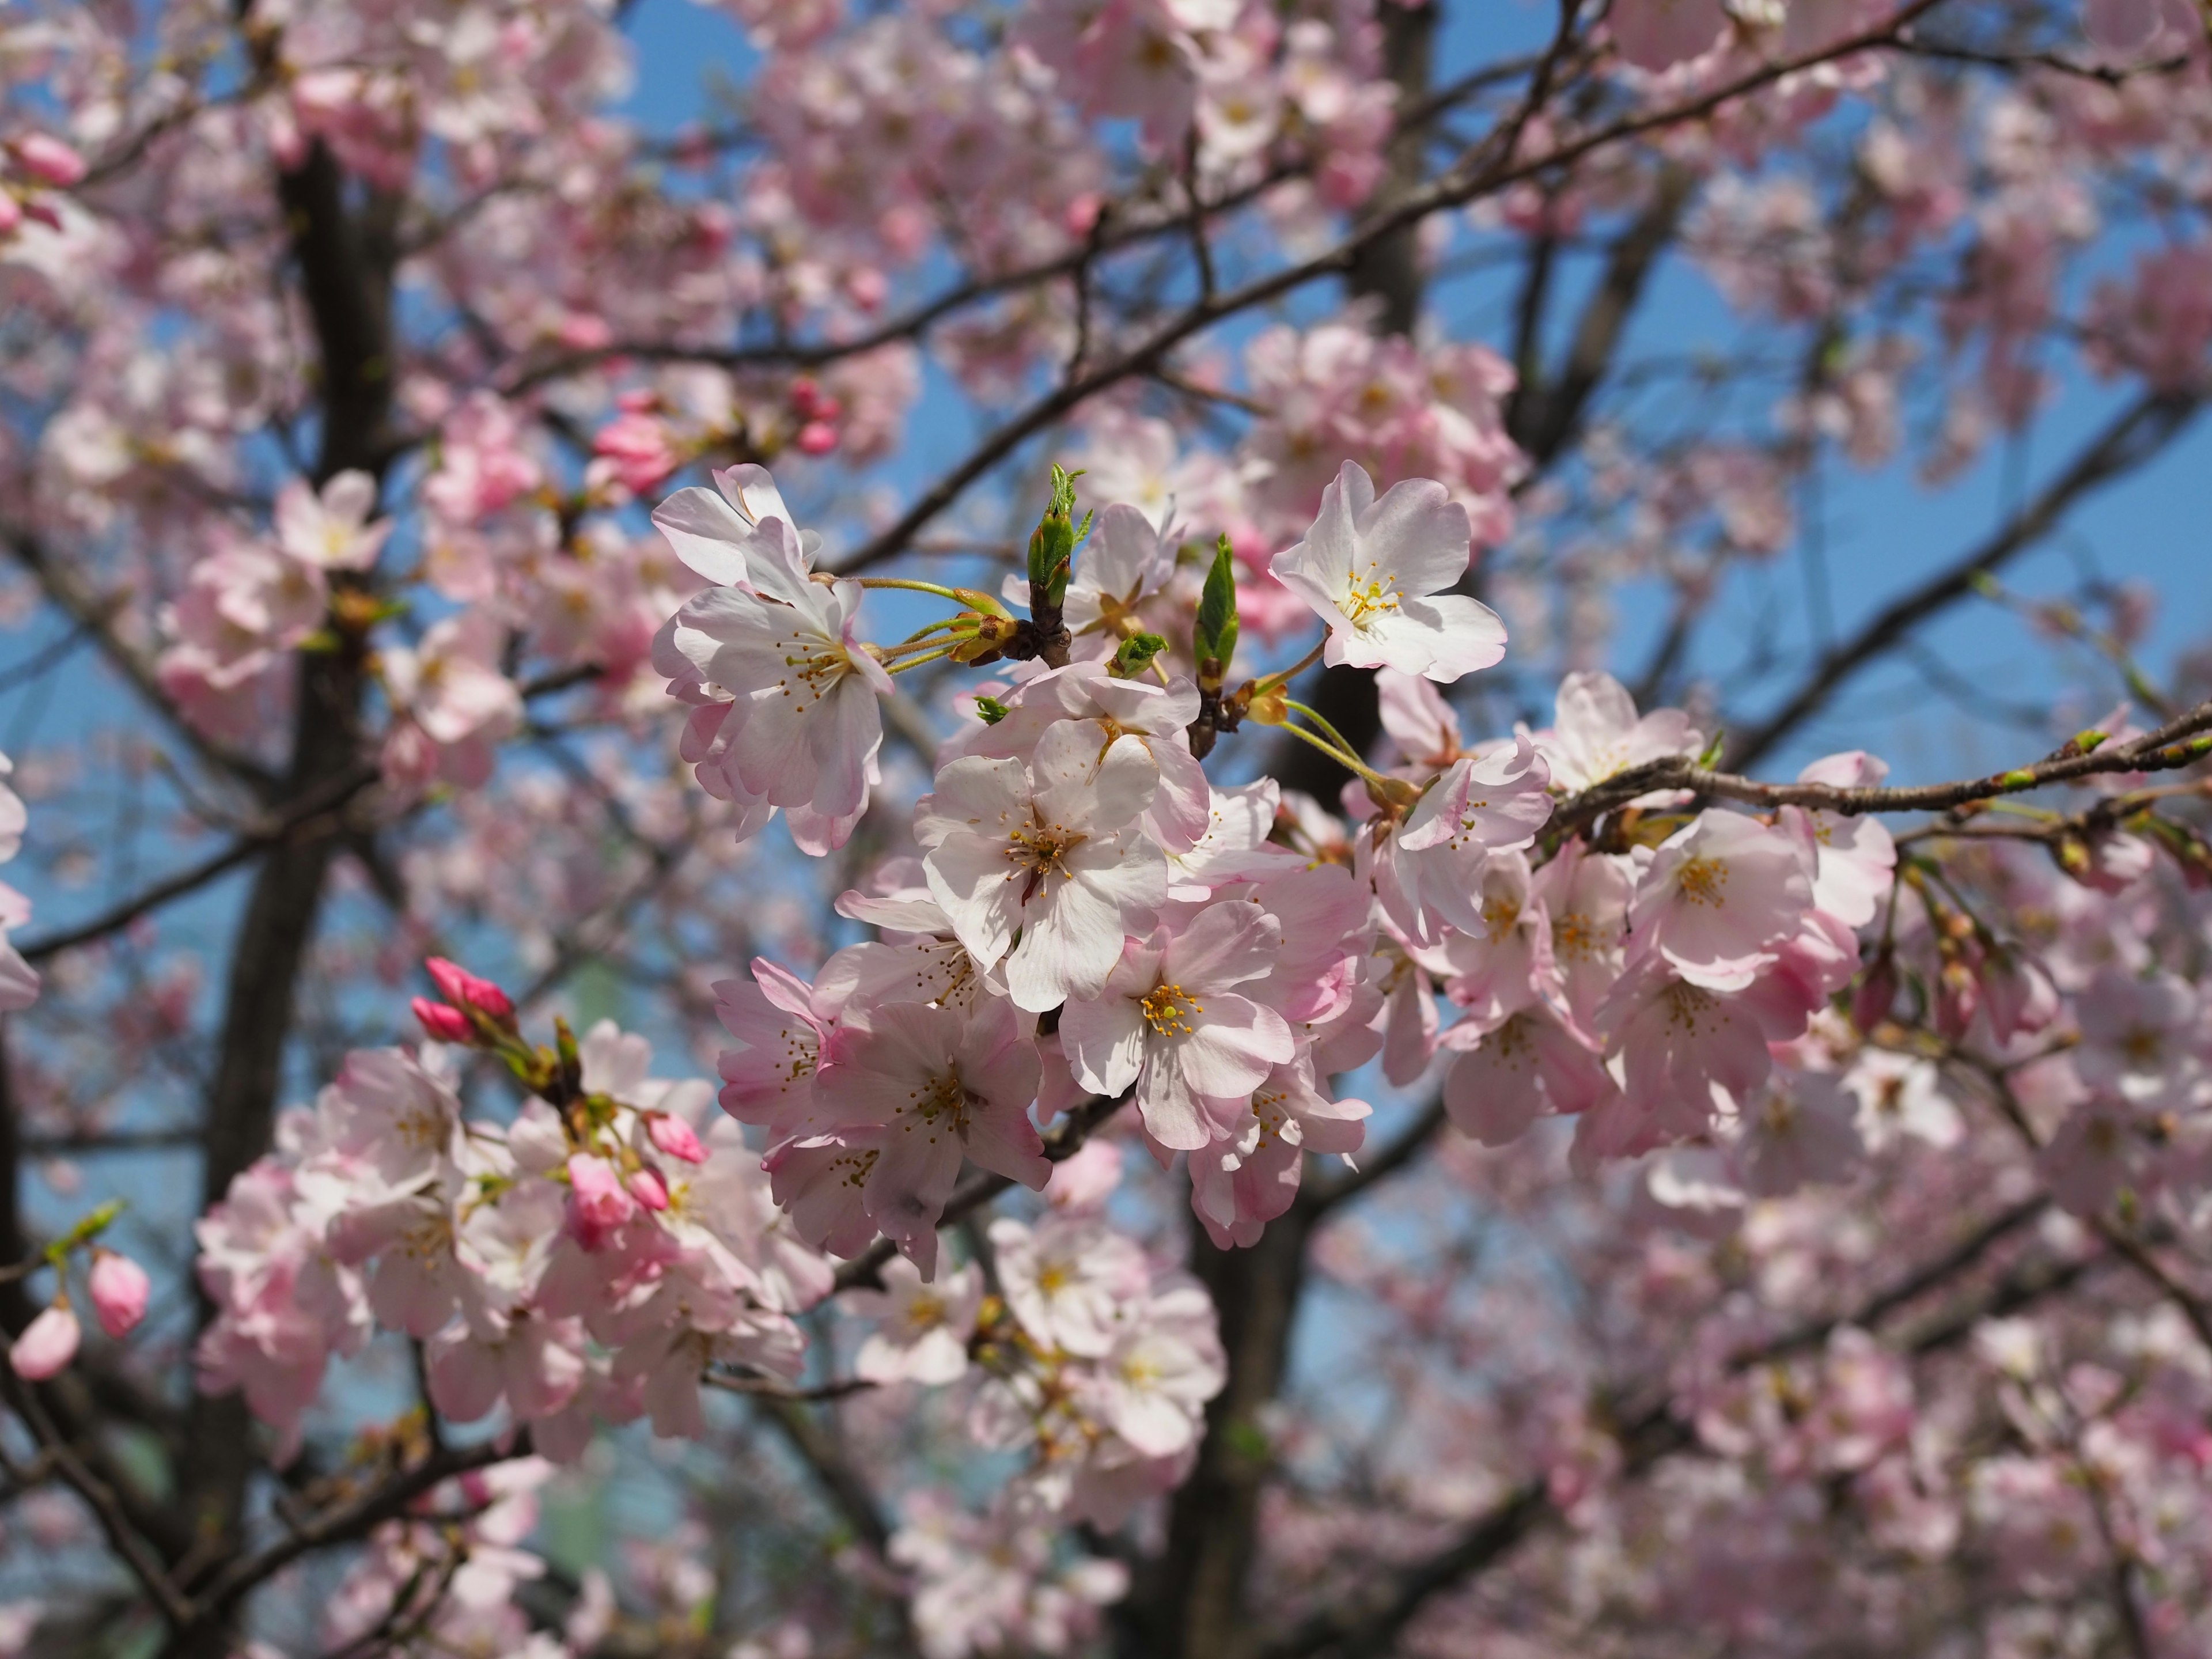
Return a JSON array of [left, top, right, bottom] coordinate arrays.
[[173, 137, 400, 1650], [1726, 388, 2204, 770]]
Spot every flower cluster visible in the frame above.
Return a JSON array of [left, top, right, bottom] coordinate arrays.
[[890, 1487, 1129, 1659], [195, 973, 827, 1461], [665, 459, 1901, 1275], [852, 1145, 1226, 1525], [157, 470, 388, 742]]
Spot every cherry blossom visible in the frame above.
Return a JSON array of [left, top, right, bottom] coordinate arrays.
[[916, 721, 1169, 1013], [1270, 461, 1509, 681], [1061, 901, 1293, 1151]]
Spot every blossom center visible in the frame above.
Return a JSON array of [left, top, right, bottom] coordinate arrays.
[[1341, 571, 1402, 627], [1661, 981, 1720, 1033], [777, 635, 854, 707], [1142, 982, 1204, 1037], [1006, 816, 1086, 902], [1675, 855, 1728, 907], [1553, 911, 1604, 961], [902, 1067, 975, 1140]]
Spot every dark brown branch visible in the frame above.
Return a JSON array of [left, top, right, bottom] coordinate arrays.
[[175, 130, 402, 1649], [0, 1369, 194, 1626], [1726, 388, 2204, 770], [18, 763, 380, 964], [824, 0, 1956, 581], [1298, 1099, 1446, 1216], [1552, 695, 2212, 837], [162, 1434, 531, 1652]]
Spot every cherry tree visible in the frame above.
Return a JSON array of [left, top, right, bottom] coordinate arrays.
[[2, 1, 2211, 1656]]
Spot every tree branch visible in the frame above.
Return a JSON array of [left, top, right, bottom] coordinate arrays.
[[1726, 388, 2204, 770], [1552, 694, 2212, 837]]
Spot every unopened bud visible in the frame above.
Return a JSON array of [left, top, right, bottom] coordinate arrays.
[[1851, 949, 1898, 1034], [88, 1251, 150, 1339], [10, 1302, 79, 1380], [12, 133, 85, 188], [647, 1113, 707, 1164], [425, 956, 516, 1022], [628, 1166, 671, 1211], [412, 996, 474, 1044]]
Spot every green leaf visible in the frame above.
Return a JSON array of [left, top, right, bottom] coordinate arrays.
[[975, 695, 1010, 725], [1109, 632, 1168, 677], [1193, 536, 1239, 681]]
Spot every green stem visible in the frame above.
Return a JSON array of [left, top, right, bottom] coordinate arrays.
[[855, 577, 974, 603], [887, 645, 959, 676], [1254, 637, 1328, 695], [1283, 698, 1361, 763], [1275, 717, 1395, 790]]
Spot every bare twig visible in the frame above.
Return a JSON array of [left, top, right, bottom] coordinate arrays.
[[1551, 696, 2212, 838]]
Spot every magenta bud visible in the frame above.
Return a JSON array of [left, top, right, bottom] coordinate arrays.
[[412, 996, 473, 1044], [647, 1113, 707, 1164], [425, 956, 515, 1021], [794, 420, 838, 456], [13, 134, 85, 188], [1851, 952, 1898, 1034], [628, 1167, 670, 1211]]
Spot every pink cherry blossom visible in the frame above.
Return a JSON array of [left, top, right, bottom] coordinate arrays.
[[1269, 461, 1508, 683], [815, 997, 1048, 1278], [850, 1256, 983, 1386], [1627, 810, 1816, 991], [273, 469, 392, 571], [917, 721, 1168, 1013], [1531, 670, 1705, 793], [1059, 900, 1294, 1153]]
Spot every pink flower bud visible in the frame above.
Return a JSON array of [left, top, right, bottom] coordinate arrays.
[[425, 956, 515, 1020], [646, 1113, 707, 1164], [87, 1251, 149, 1339], [10, 1303, 80, 1380], [795, 420, 838, 456], [628, 1166, 670, 1211], [0, 194, 22, 236], [412, 995, 473, 1044], [13, 133, 86, 188], [566, 1153, 635, 1250], [789, 376, 822, 416]]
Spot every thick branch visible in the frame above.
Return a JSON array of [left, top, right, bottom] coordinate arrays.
[[1726, 388, 2203, 770], [18, 763, 380, 964], [1553, 695, 2212, 836]]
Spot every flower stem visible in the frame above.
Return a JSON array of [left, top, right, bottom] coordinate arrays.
[[855, 577, 972, 603], [1274, 716, 1395, 790], [1253, 636, 1328, 695]]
